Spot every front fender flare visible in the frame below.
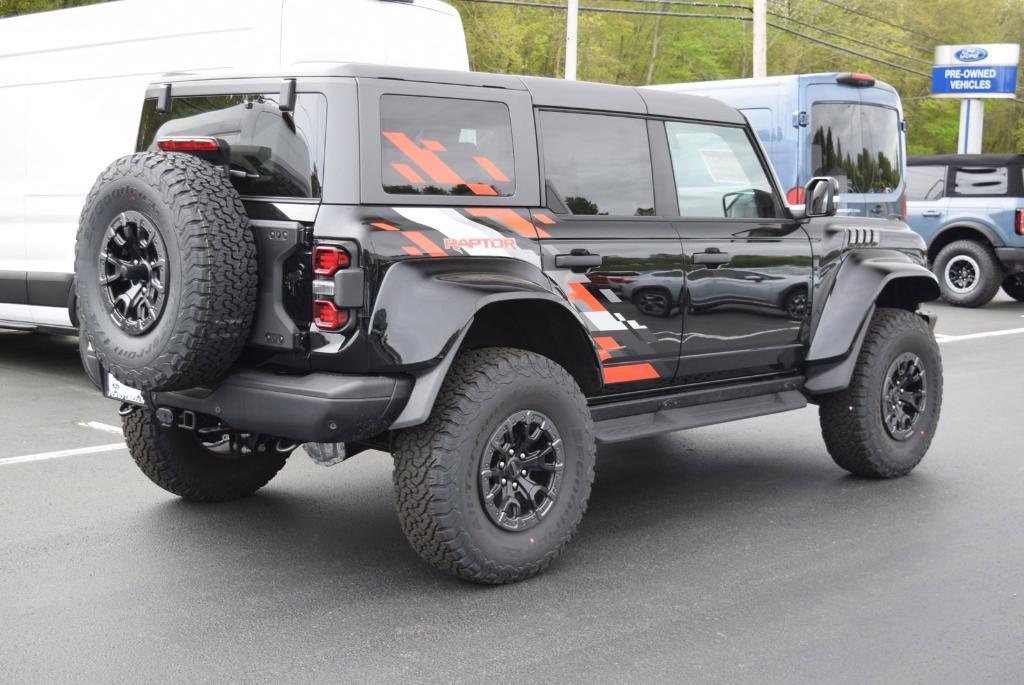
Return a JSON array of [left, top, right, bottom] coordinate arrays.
[[804, 250, 939, 395]]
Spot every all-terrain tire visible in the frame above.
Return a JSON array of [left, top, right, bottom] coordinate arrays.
[[393, 348, 595, 584], [933, 240, 1001, 308], [818, 308, 942, 478], [123, 408, 288, 502], [75, 152, 257, 391], [1001, 274, 1024, 302]]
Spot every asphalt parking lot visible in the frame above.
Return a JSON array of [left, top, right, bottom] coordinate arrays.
[[2, 295, 1023, 684]]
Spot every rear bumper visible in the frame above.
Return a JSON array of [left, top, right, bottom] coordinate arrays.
[[151, 370, 412, 443], [996, 247, 1024, 274]]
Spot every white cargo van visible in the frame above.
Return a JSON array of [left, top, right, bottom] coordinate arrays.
[[0, 0, 468, 331]]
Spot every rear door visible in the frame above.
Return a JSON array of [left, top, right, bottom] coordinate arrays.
[[664, 119, 813, 383], [905, 164, 949, 245], [534, 109, 683, 393]]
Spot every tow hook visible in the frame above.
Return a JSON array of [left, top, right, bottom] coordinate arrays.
[[118, 403, 136, 417]]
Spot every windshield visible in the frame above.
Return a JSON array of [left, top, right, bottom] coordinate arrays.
[[811, 103, 901, 195]]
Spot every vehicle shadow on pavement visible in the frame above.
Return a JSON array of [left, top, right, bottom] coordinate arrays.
[[132, 430, 936, 595], [0, 331, 85, 380]]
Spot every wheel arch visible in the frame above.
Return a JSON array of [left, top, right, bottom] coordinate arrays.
[[804, 249, 939, 395], [927, 221, 1003, 263], [375, 258, 602, 429]]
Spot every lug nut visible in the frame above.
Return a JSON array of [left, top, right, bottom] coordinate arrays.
[[512, 482, 518, 489], [499, 461, 505, 468], [521, 469, 527, 476], [501, 478, 507, 484]]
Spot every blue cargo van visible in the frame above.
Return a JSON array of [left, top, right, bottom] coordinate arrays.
[[648, 72, 907, 220]]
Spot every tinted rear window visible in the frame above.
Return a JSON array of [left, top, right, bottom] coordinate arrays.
[[907, 165, 946, 201], [954, 166, 1008, 195], [539, 111, 655, 216], [811, 103, 901, 194], [380, 95, 515, 197], [136, 93, 328, 199]]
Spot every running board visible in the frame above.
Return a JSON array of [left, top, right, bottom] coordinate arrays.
[[591, 379, 806, 444]]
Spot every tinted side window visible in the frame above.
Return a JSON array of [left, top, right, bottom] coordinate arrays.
[[811, 103, 901, 194], [906, 165, 946, 201], [137, 93, 328, 199], [380, 95, 515, 197], [954, 166, 1008, 195], [666, 121, 779, 219], [538, 111, 654, 216]]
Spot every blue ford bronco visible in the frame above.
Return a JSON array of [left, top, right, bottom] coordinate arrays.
[[906, 153, 1024, 307], [77, 65, 943, 583]]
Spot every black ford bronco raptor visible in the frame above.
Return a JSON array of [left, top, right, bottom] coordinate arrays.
[[77, 65, 943, 583]]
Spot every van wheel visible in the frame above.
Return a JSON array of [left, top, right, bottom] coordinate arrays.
[[75, 152, 257, 391], [933, 240, 1001, 307], [1002, 274, 1024, 301], [392, 348, 595, 584], [818, 308, 942, 478], [123, 407, 291, 502], [633, 288, 672, 317]]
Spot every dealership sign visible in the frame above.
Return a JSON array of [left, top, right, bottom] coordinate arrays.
[[932, 43, 1020, 98]]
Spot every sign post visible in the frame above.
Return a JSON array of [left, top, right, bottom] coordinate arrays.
[[932, 44, 1020, 154]]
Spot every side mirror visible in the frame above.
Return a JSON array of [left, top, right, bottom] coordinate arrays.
[[803, 176, 839, 218]]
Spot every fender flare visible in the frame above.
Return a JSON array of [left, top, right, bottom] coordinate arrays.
[[367, 258, 601, 429], [930, 220, 1005, 252], [804, 250, 939, 395]]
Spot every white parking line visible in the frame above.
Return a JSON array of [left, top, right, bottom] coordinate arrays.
[[0, 442, 126, 467], [936, 327, 1024, 343], [76, 420, 124, 435]]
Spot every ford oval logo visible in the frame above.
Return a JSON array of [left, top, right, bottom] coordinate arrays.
[[955, 47, 988, 62]]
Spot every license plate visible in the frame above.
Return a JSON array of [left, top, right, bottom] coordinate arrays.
[[104, 373, 146, 405]]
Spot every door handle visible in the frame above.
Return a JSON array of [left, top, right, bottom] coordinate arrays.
[[555, 250, 602, 270], [743, 274, 763, 282], [692, 251, 730, 266], [921, 209, 942, 217]]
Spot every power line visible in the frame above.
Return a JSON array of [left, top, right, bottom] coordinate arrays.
[[767, 0, 932, 58], [766, 20, 930, 77], [459, 0, 750, 19], [816, 0, 946, 44], [767, 10, 932, 66]]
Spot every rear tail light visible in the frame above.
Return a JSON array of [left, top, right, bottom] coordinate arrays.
[[1016, 209, 1024, 236], [313, 300, 349, 331], [787, 187, 805, 205], [313, 245, 351, 277], [836, 73, 876, 87], [157, 137, 220, 152]]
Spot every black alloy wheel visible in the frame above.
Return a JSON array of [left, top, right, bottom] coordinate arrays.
[[100, 210, 168, 335], [881, 352, 927, 441], [479, 409, 565, 532]]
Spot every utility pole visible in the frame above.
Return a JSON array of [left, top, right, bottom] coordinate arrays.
[[565, 0, 578, 80], [752, 0, 767, 78]]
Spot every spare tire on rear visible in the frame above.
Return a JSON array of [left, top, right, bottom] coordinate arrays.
[[75, 152, 257, 392]]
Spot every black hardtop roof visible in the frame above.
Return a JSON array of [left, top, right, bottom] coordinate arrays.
[[910, 153, 1024, 167], [158, 63, 747, 125]]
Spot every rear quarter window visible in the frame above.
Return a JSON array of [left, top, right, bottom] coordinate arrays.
[[954, 166, 1008, 196], [136, 93, 328, 199], [379, 95, 515, 197], [906, 165, 946, 201]]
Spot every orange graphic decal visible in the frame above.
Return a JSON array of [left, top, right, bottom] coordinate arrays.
[[404, 231, 447, 257], [466, 208, 544, 239], [370, 221, 400, 231], [567, 282, 605, 312], [422, 140, 447, 152], [466, 183, 498, 196], [594, 336, 623, 350], [532, 212, 556, 225], [603, 363, 659, 384], [402, 246, 423, 256], [392, 163, 426, 184], [382, 131, 465, 185], [473, 156, 510, 183]]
